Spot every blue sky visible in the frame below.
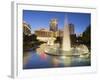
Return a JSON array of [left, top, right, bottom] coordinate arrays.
[[23, 10, 91, 34]]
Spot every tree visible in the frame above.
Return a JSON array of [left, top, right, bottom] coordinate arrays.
[[82, 24, 91, 44], [82, 24, 91, 50], [31, 34, 38, 41], [70, 34, 77, 47], [55, 37, 62, 45]]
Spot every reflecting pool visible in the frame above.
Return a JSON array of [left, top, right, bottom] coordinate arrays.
[[23, 49, 91, 69]]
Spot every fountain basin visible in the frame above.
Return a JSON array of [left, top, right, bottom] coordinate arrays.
[[44, 47, 90, 58]]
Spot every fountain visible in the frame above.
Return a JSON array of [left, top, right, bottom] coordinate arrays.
[[44, 15, 90, 58], [45, 15, 72, 56], [62, 15, 71, 51]]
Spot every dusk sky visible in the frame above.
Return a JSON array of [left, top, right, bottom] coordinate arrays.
[[23, 10, 91, 35]]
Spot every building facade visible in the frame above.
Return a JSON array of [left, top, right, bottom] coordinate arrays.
[[34, 29, 56, 42], [35, 29, 52, 37]]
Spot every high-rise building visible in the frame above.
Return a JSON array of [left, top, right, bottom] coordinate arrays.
[[50, 18, 58, 32], [69, 23, 75, 35]]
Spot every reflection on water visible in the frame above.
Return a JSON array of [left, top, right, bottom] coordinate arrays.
[[23, 49, 91, 69]]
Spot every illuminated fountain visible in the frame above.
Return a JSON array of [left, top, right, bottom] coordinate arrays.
[[45, 15, 72, 56], [62, 15, 71, 51], [44, 15, 90, 58]]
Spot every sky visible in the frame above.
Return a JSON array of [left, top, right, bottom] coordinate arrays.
[[23, 10, 91, 35]]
